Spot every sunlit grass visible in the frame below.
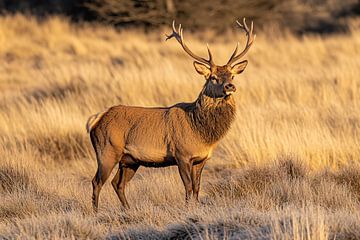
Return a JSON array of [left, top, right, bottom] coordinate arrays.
[[0, 14, 360, 239]]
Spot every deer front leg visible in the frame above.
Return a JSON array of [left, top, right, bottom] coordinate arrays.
[[191, 159, 207, 202], [176, 156, 193, 202]]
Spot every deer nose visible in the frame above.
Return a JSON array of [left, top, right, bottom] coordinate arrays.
[[224, 83, 236, 93]]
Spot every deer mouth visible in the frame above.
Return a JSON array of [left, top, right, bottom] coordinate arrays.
[[223, 91, 234, 100], [223, 83, 236, 96], [224, 89, 236, 96]]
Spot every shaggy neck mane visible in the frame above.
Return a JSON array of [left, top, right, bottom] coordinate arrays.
[[186, 87, 236, 145]]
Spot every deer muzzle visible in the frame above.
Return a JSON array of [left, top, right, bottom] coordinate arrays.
[[224, 83, 236, 95]]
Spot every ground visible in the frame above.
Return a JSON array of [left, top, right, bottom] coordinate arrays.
[[0, 15, 360, 239]]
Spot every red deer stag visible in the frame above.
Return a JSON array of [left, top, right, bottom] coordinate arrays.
[[87, 18, 255, 210]]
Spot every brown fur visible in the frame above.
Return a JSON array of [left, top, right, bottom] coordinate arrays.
[[187, 91, 236, 144], [88, 64, 245, 211], [88, 28, 252, 210], [86, 110, 107, 133]]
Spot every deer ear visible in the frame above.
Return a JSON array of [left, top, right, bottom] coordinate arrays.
[[231, 60, 248, 75], [193, 61, 211, 78]]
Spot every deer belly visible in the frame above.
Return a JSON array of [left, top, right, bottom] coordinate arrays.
[[123, 144, 169, 163]]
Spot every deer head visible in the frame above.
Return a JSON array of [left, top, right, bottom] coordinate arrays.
[[166, 18, 255, 99]]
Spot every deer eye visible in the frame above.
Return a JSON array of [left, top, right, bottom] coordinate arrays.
[[231, 76, 234, 80]]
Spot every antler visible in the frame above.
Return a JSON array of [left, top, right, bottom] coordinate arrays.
[[166, 21, 214, 67], [227, 18, 256, 66]]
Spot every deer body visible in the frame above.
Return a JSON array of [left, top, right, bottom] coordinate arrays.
[[88, 19, 255, 210], [91, 99, 231, 166]]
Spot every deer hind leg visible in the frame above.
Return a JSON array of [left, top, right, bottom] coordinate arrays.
[[111, 155, 139, 209], [177, 157, 194, 202], [191, 160, 207, 202], [92, 146, 120, 211]]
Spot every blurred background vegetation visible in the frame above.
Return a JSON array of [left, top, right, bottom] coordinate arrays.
[[0, 0, 359, 34]]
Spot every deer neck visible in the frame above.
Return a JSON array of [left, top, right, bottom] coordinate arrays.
[[187, 89, 236, 145]]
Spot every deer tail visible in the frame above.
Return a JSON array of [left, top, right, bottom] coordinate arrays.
[[86, 110, 107, 133]]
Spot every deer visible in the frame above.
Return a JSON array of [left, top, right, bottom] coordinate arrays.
[[87, 18, 255, 211]]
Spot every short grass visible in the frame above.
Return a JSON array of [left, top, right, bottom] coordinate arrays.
[[0, 14, 360, 239]]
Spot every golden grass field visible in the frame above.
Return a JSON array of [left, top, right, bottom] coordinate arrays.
[[0, 14, 360, 239]]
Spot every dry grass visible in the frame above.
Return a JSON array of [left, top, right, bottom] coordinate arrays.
[[0, 14, 360, 239]]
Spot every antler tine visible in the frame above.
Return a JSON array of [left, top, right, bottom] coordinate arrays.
[[227, 42, 239, 64], [227, 18, 256, 66], [166, 20, 214, 67], [236, 20, 243, 30], [206, 43, 214, 65]]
